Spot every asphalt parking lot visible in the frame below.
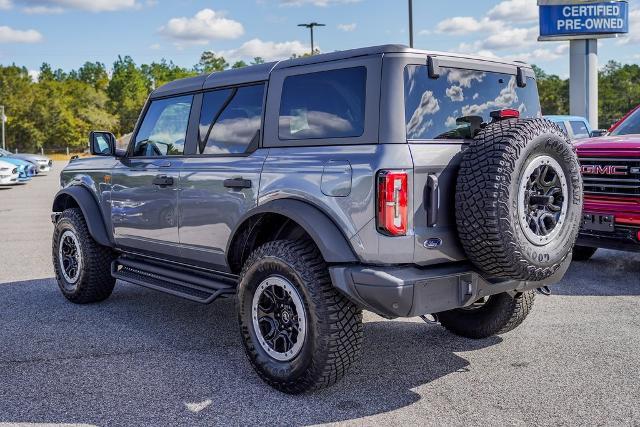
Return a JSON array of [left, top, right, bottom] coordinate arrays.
[[0, 162, 639, 426]]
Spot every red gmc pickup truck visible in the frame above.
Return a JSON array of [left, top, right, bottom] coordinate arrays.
[[573, 105, 640, 260]]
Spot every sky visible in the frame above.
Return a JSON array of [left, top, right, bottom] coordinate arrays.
[[0, 0, 638, 78]]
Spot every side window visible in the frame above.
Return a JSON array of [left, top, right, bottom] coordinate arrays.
[[569, 121, 590, 139], [199, 84, 264, 155], [279, 67, 366, 140], [404, 66, 541, 140], [133, 95, 193, 157]]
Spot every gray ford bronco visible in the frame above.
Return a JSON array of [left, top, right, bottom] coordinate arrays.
[[51, 45, 582, 393]]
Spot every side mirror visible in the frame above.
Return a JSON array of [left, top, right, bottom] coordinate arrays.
[[590, 129, 608, 138], [89, 131, 117, 157]]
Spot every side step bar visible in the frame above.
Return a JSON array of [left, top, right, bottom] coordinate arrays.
[[111, 256, 236, 304]]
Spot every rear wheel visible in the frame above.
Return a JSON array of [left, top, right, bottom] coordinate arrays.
[[572, 245, 597, 261], [437, 291, 535, 339], [52, 208, 115, 304], [237, 240, 363, 394]]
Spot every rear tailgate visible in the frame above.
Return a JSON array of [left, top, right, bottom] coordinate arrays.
[[410, 143, 467, 266]]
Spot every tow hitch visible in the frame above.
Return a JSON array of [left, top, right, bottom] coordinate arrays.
[[536, 286, 552, 296], [420, 314, 439, 324]]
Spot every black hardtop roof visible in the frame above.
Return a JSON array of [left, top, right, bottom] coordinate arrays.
[[150, 44, 530, 98]]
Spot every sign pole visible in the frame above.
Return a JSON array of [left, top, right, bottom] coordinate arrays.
[[569, 38, 598, 129], [1, 105, 5, 151]]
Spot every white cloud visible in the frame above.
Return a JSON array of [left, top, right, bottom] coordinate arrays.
[[0, 0, 11, 9], [217, 38, 309, 62], [458, 26, 538, 52], [280, 0, 360, 6], [16, 0, 138, 12], [28, 69, 40, 82], [477, 43, 569, 63], [159, 9, 244, 45], [487, 0, 538, 23], [617, 8, 640, 45], [0, 26, 43, 43], [23, 5, 63, 13], [337, 23, 356, 32], [435, 17, 495, 35]]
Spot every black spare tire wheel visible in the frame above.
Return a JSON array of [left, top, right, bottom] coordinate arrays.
[[456, 118, 583, 281]]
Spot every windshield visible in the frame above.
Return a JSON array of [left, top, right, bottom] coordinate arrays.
[[611, 107, 640, 136], [0, 148, 10, 156]]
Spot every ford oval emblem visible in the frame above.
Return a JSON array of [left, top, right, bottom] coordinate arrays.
[[424, 238, 443, 249]]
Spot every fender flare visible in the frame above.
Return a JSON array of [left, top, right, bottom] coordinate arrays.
[[228, 199, 358, 265], [52, 186, 113, 247]]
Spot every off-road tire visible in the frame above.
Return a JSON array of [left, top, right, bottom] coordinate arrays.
[[438, 291, 535, 339], [52, 208, 115, 303], [237, 240, 363, 394], [456, 118, 583, 281], [572, 245, 597, 261]]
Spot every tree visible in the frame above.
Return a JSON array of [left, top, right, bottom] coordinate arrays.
[[195, 51, 228, 74], [251, 57, 265, 65], [77, 62, 109, 91], [39, 63, 55, 82], [141, 59, 196, 89], [231, 60, 248, 69], [107, 55, 150, 135]]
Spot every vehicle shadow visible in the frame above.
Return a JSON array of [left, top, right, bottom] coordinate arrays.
[[0, 278, 501, 425], [553, 249, 640, 296]]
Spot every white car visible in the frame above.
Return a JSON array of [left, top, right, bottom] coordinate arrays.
[[0, 148, 52, 174], [0, 159, 19, 185]]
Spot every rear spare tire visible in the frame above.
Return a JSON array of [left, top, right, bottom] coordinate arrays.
[[456, 118, 582, 281]]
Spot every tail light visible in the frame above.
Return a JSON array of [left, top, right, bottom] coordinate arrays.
[[376, 170, 408, 236], [490, 109, 520, 120]]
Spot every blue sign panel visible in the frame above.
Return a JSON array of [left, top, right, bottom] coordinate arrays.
[[540, 1, 629, 38]]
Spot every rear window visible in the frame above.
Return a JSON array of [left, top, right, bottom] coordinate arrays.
[[404, 66, 540, 140], [279, 67, 366, 140]]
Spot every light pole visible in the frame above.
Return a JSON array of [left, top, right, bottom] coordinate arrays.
[[1, 105, 5, 151], [298, 22, 325, 55], [408, 0, 414, 48]]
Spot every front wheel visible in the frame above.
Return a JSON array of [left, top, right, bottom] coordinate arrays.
[[52, 208, 115, 304], [437, 291, 535, 339], [237, 240, 363, 394]]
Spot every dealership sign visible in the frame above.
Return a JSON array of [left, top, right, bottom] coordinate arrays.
[[538, 0, 629, 40]]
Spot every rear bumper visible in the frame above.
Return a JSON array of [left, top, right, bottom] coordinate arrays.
[[577, 229, 640, 252], [329, 259, 571, 319]]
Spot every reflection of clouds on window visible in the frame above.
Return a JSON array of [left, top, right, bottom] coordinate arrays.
[[406, 65, 419, 95], [407, 90, 440, 138], [280, 111, 355, 139], [445, 116, 457, 128], [461, 76, 518, 117], [447, 69, 486, 88], [204, 116, 261, 154], [446, 85, 464, 102]]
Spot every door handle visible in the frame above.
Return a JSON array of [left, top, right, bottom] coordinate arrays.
[[152, 175, 174, 187], [426, 174, 439, 227], [223, 178, 252, 189]]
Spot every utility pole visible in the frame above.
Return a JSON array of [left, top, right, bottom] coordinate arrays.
[[298, 22, 325, 55], [408, 0, 414, 48], [1, 105, 5, 151]]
